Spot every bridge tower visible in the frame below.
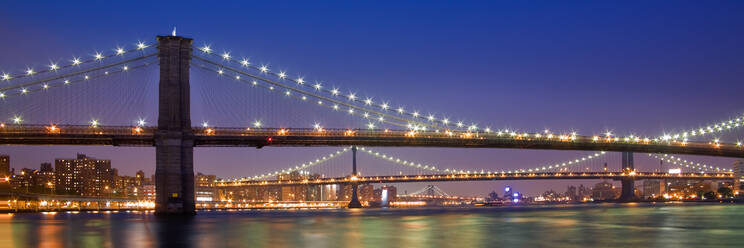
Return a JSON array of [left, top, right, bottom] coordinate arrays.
[[619, 151, 636, 201], [348, 146, 363, 208], [154, 36, 196, 215]]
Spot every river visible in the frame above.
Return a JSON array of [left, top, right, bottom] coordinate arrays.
[[1, 203, 742, 248]]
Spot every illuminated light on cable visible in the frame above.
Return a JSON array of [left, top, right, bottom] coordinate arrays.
[[397, 107, 405, 114], [84, 75, 90, 80], [123, 66, 129, 71], [259, 65, 269, 73], [12, 116, 22, 124], [25, 68, 34, 75], [332, 104, 339, 110], [72, 58, 82, 65], [136, 42, 148, 50], [442, 118, 449, 125], [239, 58, 250, 66], [313, 83, 322, 90], [42, 84, 48, 89], [137, 119, 147, 126], [1, 74, 9, 80], [221, 52, 231, 60], [348, 108, 354, 114], [89, 119, 99, 127], [427, 115, 435, 122], [380, 102, 389, 110], [278, 71, 287, 79], [364, 98, 373, 105], [115, 47, 125, 55], [0, 92, 4, 98], [234, 75, 240, 80], [268, 86, 274, 90], [367, 122, 376, 129], [316, 100, 323, 105], [347, 93, 357, 101], [64, 80, 70, 85], [94, 53, 103, 60], [296, 77, 305, 85], [412, 112, 420, 118], [301, 96, 307, 100], [202, 122, 209, 128], [331, 88, 340, 95], [49, 63, 59, 71], [217, 69, 224, 75], [468, 124, 477, 131], [253, 120, 262, 128], [20, 88, 28, 94], [456, 122, 464, 128], [200, 45, 213, 53], [363, 112, 370, 118], [252, 80, 258, 86]]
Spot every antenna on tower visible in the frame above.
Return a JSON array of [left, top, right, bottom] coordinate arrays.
[[172, 27, 177, 36]]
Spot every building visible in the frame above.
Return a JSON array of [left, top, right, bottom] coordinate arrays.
[[642, 179, 665, 199], [195, 173, 217, 202], [734, 160, 744, 192], [0, 155, 9, 177], [54, 154, 113, 197], [591, 181, 617, 200]]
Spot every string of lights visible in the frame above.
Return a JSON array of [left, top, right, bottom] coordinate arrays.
[[218, 147, 351, 182], [190, 59, 415, 129], [0, 53, 157, 95], [0, 59, 157, 100], [195, 44, 744, 145], [358, 147, 607, 174], [656, 114, 744, 144], [0, 41, 153, 82], [195, 44, 478, 132], [649, 154, 732, 172]]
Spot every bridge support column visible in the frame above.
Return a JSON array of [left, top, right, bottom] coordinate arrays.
[[348, 146, 363, 208], [154, 36, 195, 215], [619, 151, 637, 202]]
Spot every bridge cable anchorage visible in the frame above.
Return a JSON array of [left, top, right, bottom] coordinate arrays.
[[218, 147, 351, 183], [649, 154, 732, 172], [190, 56, 420, 129], [0, 41, 154, 82], [193, 45, 487, 132], [0, 53, 157, 98]]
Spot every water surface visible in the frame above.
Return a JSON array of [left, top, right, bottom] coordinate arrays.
[[1, 203, 742, 248]]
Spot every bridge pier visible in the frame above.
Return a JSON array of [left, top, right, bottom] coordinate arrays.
[[154, 36, 196, 215], [618, 151, 637, 202], [348, 146, 363, 208]]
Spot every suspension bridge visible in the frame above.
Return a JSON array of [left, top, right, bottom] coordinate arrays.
[[1, 35, 742, 214]]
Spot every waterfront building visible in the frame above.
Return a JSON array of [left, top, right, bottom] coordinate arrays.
[[591, 181, 617, 200], [54, 154, 113, 197], [734, 160, 744, 192], [643, 179, 665, 199]]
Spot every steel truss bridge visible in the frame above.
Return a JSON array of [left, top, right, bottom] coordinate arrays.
[[215, 171, 735, 187], [1, 35, 742, 214]]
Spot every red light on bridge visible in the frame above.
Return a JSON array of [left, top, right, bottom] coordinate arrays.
[[46, 124, 60, 134], [267, 137, 273, 142]]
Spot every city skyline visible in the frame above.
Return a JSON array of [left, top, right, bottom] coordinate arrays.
[[2, 1, 744, 197]]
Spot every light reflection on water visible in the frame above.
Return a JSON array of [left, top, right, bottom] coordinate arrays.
[[2, 203, 744, 248]]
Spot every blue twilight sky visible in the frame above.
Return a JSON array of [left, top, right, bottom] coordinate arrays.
[[1, 1, 743, 196]]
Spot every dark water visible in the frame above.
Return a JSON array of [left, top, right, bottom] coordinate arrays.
[[2, 203, 743, 248]]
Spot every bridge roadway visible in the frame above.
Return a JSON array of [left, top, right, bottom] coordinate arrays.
[[214, 171, 735, 187], [1, 125, 743, 158]]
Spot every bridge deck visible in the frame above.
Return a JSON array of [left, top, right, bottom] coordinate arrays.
[[1, 125, 743, 158]]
